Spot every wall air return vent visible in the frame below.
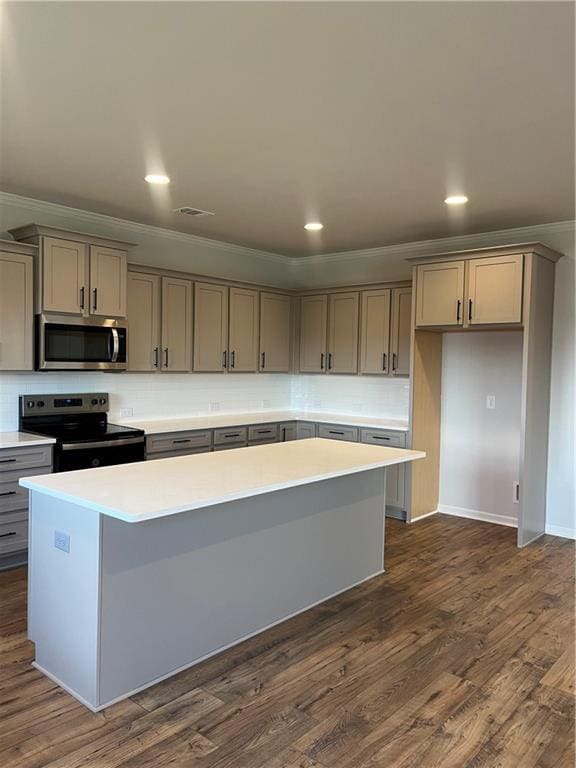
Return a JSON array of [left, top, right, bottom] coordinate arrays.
[[173, 206, 215, 217]]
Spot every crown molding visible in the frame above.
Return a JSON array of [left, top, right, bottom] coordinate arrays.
[[0, 191, 290, 266], [292, 220, 575, 268]]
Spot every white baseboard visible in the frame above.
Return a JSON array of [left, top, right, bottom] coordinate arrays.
[[438, 504, 518, 528], [545, 524, 576, 540]]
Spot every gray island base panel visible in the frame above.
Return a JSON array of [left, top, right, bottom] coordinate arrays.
[[28, 469, 388, 711]]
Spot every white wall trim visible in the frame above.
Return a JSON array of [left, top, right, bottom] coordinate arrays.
[[292, 220, 575, 269], [545, 524, 576, 540], [438, 504, 518, 528], [0, 191, 289, 266]]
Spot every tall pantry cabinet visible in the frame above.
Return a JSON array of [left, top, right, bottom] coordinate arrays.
[[407, 243, 562, 548]]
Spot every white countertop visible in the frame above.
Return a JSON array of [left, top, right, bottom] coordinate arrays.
[[0, 432, 56, 449], [21, 438, 424, 523], [119, 411, 410, 435]]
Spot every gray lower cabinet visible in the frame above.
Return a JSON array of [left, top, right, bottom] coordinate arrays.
[[0, 444, 52, 569], [248, 424, 279, 445], [360, 428, 407, 517], [213, 427, 248, 449], [279, 422, 297, 441], [295, 422, 318, 439], [146, 430, 212, 460], [317, 423, 359, 442]]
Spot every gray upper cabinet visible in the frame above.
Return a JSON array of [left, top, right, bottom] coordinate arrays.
[[193, 283, 229, 372], [327, 292, 359, 374], [9, 224, 132, 318], [228, 287, 259, 372], [299, 295, 328, 373], [390, 287, 412, 376], [127, 272, 161, 371], [162, 278, 193, 372], [259, 292, 291, 372], [415, 260, 465, 327], [0, 244, 35, 371], [359, 289, 391, 375]]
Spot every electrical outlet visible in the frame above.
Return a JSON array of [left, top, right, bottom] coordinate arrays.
[[486, 395, 496, 410], [261, 399, 271, 408], [120, 407, 134, 418], [54, 530, 70, 553], [209, 402, 220, 412]]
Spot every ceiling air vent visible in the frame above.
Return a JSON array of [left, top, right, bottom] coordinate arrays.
[[173, 206, 215, 217]]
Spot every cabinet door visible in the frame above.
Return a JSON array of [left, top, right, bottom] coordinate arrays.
[[359, 289, 391, 374], [466, 254, 523, 325], [279, 423, 297, 441], [299, 295, 328, 373], [385, 463, 406, 510], [296, 422, 317, 439], [415, 261, 465, 327], [259, 293, 291, 372], [161, 278, 193, 372], [327, 292, 359, 374], [127, 272, 161, 371], [89, 246, 127, 318], [390, 287, 412, 376], [228, 288, 259, 372], [42, 236, 87, 315], [0, 252, 33, 370], [193, 283, 229, 372]]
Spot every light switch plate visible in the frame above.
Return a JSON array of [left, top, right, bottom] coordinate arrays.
[[120, 407, 134, 418], [486, 395, 496, 410]]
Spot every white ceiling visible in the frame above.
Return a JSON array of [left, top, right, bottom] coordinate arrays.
[[1, 2, 574, 256]]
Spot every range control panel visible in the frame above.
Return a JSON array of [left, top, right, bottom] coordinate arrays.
[[20, 393, 109, 416]]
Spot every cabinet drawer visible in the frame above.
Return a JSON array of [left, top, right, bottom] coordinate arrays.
[[213, 442, 248, 451], [0, 446, 53, 473], [0, 519, 28, 555], [146, 446, 212, 461], [0, 509, 28, 526], [360, 429, 407, 448], [295, 422, 317, 440], [0, 467, 51, 513], [317, 424, 359, 442], [248, 424, 279, 443], [146, 431, 212, 455], [213, 427, 247, 446]]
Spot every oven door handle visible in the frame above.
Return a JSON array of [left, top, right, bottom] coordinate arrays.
[[60, 437, 144, 451], [110, 328, 120, 363]]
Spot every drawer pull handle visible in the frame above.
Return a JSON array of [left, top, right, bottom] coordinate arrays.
[[373, 436, 391, 441], [223, 433, 240, 438], [0, 459, 17, 464], [329, 431, 345, 436], [256, 430, 272, 434], [172, 439, 191, 444], [0, 490, 17, 497], [0, 531, 16, 538]]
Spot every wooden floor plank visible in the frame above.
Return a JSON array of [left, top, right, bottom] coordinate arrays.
[[0, 514, 573, 767]]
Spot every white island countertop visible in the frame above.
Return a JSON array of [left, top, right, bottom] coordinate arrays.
[[0, 432, 56, 449], [119, 411, 410, 434], [21, 438, 424, 523]]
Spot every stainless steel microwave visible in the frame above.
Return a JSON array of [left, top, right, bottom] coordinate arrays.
[[36, 315, 128, 371]]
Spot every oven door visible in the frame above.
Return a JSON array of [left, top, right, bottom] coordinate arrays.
[[56, 437, 145, 472], [37, 315, 128, 371]]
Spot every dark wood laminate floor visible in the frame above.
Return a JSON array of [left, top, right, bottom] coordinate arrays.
[[1, 514, 574, 768]]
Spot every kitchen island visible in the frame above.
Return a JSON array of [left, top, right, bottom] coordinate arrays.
[[21, 438, 424, 711]]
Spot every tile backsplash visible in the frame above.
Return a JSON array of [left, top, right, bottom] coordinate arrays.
[[292, 375, 410, 419], [0, 372, 409, 431]]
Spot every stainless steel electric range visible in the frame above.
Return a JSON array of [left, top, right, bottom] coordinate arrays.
[[19, 393, 145, 472]]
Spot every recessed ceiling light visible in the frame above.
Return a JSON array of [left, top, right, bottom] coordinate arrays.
[[304, 222, 324, 231], [145, 174, 170, 185], [444, 195, 468, 205]]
